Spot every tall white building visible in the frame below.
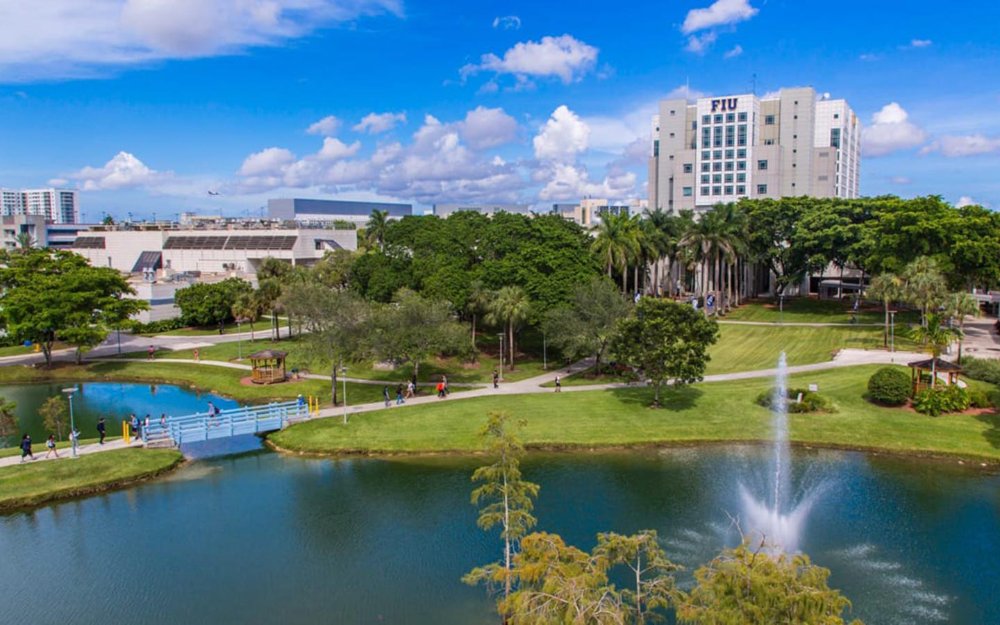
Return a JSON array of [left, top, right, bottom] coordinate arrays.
[[0, 188, 79, 223], [648, 87, 860, 213]]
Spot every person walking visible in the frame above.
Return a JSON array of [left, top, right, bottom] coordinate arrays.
[[129, 414, 138, 439], [554, 374, 562, 393], [442, 375, 449, 396], [147, 345, 155, 360], [69, 427, 79, 450], [45, 434, 59, 459], [19, 434, 34, 463], [492, 369, 499, 389], [405, 380, 415, 399], [160, 413, 167, 429], [436, 381, 445, 399], [383, 386, 391, 408], [97, 417, 106, 445], [395, 384, 404, 405]]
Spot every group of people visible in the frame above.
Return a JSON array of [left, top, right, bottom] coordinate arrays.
[[380, 375, 455, 407], [16, 410, 173, 464], [18, 427, 80, 463]]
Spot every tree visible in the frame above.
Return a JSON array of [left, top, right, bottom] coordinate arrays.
[[466, 280, 493, 353], [911, 314, 962, 387], [231, 291, 263, 342], [0, 249, 147, 367], [39, 396, 68, 441], [464, 412, 541, 614], [944, 292, 980, 362], [592, 212, 641, 291], [365, 209, 390, 252], [902, 257, 947, 327], [610, 299, 719, 407], [174, 278, 253, 331], [593, 530, 679, 624], [256, 257, 293, 339], [486, 286, 532, 371], [677, 541, 863, 625], [14, 232, 34, 251], [742, 198, 809, 296], [0, 397, 18, 448], [543, 277, 630, 374], [866, 273, 904, 348]]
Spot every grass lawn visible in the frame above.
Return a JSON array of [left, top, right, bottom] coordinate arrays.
[[0, 436, 121, 458], [0, 447, 182, 511], [725, 298, 921, 325], [142, 317, 290, 336], [0, 342, 68, 357], [0, 361, 385, 407], [270, 365, 1000, 462]]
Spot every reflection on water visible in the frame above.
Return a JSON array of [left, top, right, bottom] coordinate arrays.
[[0, 446, 998, 625]]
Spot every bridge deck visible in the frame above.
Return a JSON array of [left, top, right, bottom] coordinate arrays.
[[143, 400, 310, 446]]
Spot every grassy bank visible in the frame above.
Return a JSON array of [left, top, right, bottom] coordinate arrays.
[[270, 365, 1000, 462], [724, 298, 921, 325], [0, 448, 183, 511]]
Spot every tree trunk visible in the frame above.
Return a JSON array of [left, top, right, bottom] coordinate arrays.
[[621, 265, 628, 292], [636, 556, 643, 625], [413, 359, 421, 382], [471, 314, 477, 351], [249, 320, 255, 342], [330, 362, 339, 406], [883, 299, 890, 348], [75, 347, 83, 365], [42, 343, 53, 369], [508, 323, 516, 370], [653, 382, 661, 407]]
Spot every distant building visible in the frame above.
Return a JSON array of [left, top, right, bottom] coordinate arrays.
[[267, 198, 411, 224], [648, 86, 860, 213], [551, 198, 648, 227], [432, 203, 532, 218], [0, 188, 79, 223], [0, 215, 93, 250]]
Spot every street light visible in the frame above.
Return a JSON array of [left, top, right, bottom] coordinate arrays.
[[341, 365, 348, 425], [61, 386, 78, 458], [498, 333, 504, 382]]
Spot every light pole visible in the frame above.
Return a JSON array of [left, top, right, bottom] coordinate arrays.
[[236, 318, 243, 360], [778, 293, 785, 325], [889, 310, 897, 355], [498, 333, 504, 382], [341, 365, 348, 425], [62, 386, 77, 458]]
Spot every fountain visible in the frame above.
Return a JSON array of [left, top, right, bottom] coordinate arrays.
[[740, 352, 824, 552]]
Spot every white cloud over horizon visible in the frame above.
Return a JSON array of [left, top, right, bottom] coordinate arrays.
[[861, 102, 928, 156], [920, 134, 1000, 157], [306, 115, 341, 136], [461, 34, 599, 85], [68, 151, 169, 190], [353, 111, 407, 134], [681, 0, 757, 54]]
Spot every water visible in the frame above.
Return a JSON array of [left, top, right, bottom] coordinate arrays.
[[0, 382, 240, 444], [1, 448, 998, 625]]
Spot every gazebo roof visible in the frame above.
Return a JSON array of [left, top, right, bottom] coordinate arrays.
[[906, 357, 962, 372], [248, 349, 287, 360]]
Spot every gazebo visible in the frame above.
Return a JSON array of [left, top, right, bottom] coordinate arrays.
[[907, 358, 962, 395], [248, 350, 288, 385]]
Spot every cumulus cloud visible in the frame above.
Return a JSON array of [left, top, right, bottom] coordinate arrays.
[[317, 137, 361, 160], [920, 134, 1000, 157], [685, 32, 717, 54], [723, 44, 743, 58], [533, 105, 590, 162], [462, 34, 599, 84], [0, 0, 403, 82], [458, 106, 518, 150], [861, 103, 928, 156], [240, 147, 296, 177], [665, 84, 706, 103], [682, 0, 759, 33], [306, 115, 341, 136], [537, 163, 636, 201], [68, 151, 167, 190], [909, 39, 932, 48], [492, 15, 521, 30], [955, 196, 977, 208], [353, 111, 407, 134]]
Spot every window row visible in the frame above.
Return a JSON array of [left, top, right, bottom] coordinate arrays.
[[701, 112, 749, 125], [700, 173, 748, 184], [699, 185, 748, 196]]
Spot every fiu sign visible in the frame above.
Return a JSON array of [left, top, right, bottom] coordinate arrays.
[[711, 98, 738, 112]]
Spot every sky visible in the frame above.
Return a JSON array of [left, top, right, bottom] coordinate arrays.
[[0, 0, 998, 221]]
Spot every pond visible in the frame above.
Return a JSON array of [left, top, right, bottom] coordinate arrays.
[[1, 446, 998, 624], [0, 382, 240, 443]]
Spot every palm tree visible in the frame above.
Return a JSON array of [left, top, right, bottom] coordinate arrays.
[[912, 314, 962, 387], [944, 292, 980, 362], [591, 212, 640, 292], [14, 232, 34, 251], [642, 208, 676, 296], [486, 286, 531, 370], [867, 272, 905, 348], [902, 256, 947, 327], [679, 207, 735, 313], [365, 209, 390, 252], [231, 292, 262, 342], [466, 280, 493, 353]]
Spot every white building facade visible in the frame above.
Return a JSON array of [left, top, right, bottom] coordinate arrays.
[[648, 87, 860, 213], [0, 188, 79, 223]]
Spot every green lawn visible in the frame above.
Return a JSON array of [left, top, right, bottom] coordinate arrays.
[[143, 317, 290, 336], [0, 447, 182, 510], [0, 436, 121, 458], [0, 342, 68, 357], [270, 365, 1000, 462], [725, 298, 921, 325]]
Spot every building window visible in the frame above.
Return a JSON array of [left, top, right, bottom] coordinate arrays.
[[830, 128, 841, 148], [724, 162, 734, 171], [724, 173, 734, 183], [712, 186, 722, 196], [736, 173, 746, 183], [793, 134, 798, 139], [669, 132, 675, 138], [714, 114, 723, 124], [701, 174, 710, 184], [737, 185, 746, 195], [765, 114, 775, 125], [670, 109, 676, 115], [737, 161, 746, 171], [692, 121, 697, 129], [653, 140, 659, 157], [757, 184, 768, 194], [833, 113, 840, 119], [793, 115, 798, 120], [701, 163, 710, 172], [738, 112, 748, 122], [682, 186, 693, 197], [764, 138, 775, 145], [818, 175, 829, 181], [683, 163, 693, 173], [713, 150, 723, 159], [737, 149, 746, 159], [702, 115, 711, 124], [702, 150, 710, 159], [712, 174, 722, 183], [702, 138, 711, 148], [757, 159, 768, 170], [724, 185, 734, 195], [712, 162, 722, 172], [725, 149, 734, 159], [701, 186, 710, 195], [726, 113, 735, 123]]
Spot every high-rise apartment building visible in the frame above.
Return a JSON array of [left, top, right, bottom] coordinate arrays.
[[0, 187, 79, 223], [648, 87, 860, 213]]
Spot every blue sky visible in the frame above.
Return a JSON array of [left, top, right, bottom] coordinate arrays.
[[0, 0, 998, 220]]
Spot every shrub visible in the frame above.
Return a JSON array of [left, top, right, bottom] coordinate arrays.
[[989, 389, 1000, 411], [756, 387, 834, 413], [913, 386, 970, 416], [961, 358, 1000, 385], [123, 318, 186, 335], [968, 389, 992, 409], [867, 367, 911, 406]]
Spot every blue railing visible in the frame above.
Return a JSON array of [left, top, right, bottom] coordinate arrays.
[[144, 400, 309, 446]]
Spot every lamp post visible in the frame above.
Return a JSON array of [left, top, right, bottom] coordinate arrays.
[[779, 293, 785, 325], [341, 365, 348, 425], [498, 333, 504, 382], [236, 318, 243, 360], [889, 310, 897, 355], [62, 386, 77, 458]]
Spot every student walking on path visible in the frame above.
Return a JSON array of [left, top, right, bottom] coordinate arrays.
[[97, 417, 106, 445], [383, 386, 391, 408], [492, 370, 499, 389], [19, 434, 34, 463], [395, 384, 405, 405], [405, 381, 415, 399], [436, 381, 446, 399], [554, 374, 562, 393], [45, 434, 59, 459]]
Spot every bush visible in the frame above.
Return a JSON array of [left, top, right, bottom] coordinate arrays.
[[913, 385, 970, 416], [968, 388, 991, 409], [756, 387, 834, 413], [961, 358, 1000, 385], [867, 367, 911, 406], [989, 389, 1000, 411], [124, 318, 186, 335]]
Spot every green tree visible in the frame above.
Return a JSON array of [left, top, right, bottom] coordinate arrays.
[[0, 397, 18, 448], [944, 292, 980, 362], [256, 257, 293, 339], [610, 299, 719, 407], [231, 291, 263, 342], [592, 211, 641, 292], [543, 277, 630, 374], [742, 198, 809, 296], [593, 530, 679, 624], [677, 541, 863, 625], [902, 256, 947, 326], [466, 279, 493, 353], [14, 232, 34, 251], [486, 285, 532, 371], [174, 278, 253, 331], [866, 273, 904, 348], [365, 209, 390, 252], [39, 396, 68, 441], [464, 412, 541, 612], [911, 314, 962, 387]]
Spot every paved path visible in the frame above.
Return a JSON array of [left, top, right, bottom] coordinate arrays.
[[0, 437, 141, 468]]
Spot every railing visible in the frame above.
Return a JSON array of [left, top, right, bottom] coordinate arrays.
[[144, 400, 311, 446]]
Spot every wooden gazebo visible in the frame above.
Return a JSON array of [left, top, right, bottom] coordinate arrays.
[[249, 350, 287, 385], [907, 358, 962, 395]]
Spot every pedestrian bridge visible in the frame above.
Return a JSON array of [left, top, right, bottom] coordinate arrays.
[[142, 399, 314, 447]]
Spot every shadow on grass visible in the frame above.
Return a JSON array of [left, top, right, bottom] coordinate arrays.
[[974, 411, 1000, 449], [608, 384, 703, 410]]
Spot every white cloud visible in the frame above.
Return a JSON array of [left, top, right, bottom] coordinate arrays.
[[69, 151, 166, 190], [533, 105, 590, 162], [889, 176, 912, 185], [861, 103, 928, 156], [492, 15, 521, 30], [239, 147, 296, 177], [0, 0, 403, 82], [685, 31, 717, 54], [920, 134, 1000, 157], [665, 84, 706, 103], [353, 111, 407, 134], [462, 34, 599, 84], [723, 44, 743, 59], [317, 137, 361, 160], [306, 115, 341, 136], [458, 106, 518, 150], [682, 0, 758, 33], [955, 196, 977, 208], [537, 163, 636, 201], [909, 39, 932, 48], [859, 53, 880, 62]]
